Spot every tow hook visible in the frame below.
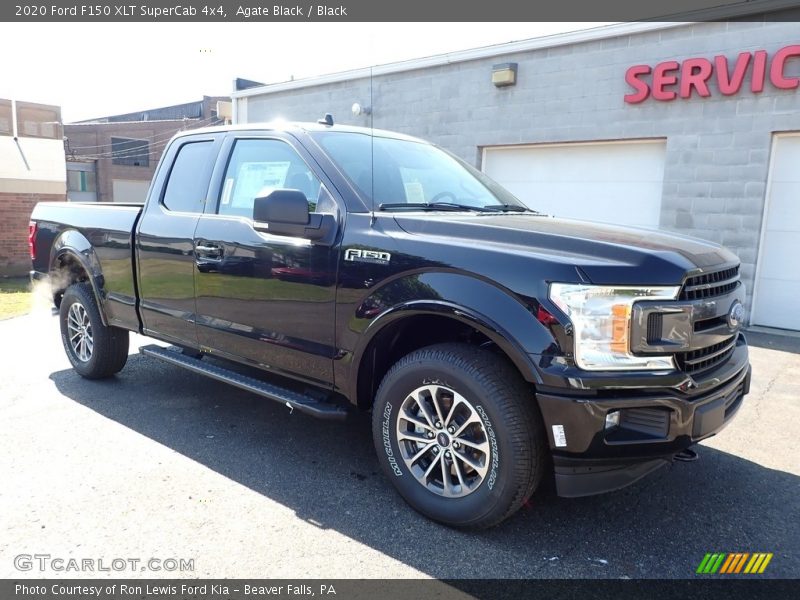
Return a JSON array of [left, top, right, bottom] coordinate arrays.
[[674, 448, 699, 462]]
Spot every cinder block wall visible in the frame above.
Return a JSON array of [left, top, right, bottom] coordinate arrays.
[[242, 18, 800, 315], [0, 193, 65, 276]]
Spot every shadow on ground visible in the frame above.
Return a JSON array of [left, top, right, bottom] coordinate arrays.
[[745, 329, 800, 354], [49, 353, 799, 579]]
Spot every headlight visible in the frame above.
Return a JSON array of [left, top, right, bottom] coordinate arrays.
[[549, 283, 680, 371]]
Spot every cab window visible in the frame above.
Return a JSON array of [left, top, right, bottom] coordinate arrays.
[[162, 141, 214, 213], [218, 139, 323, 218]]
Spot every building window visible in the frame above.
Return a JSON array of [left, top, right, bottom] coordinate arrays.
[[0, 99, 11, 136], [15, 102, 61, 139], [111, 137, 150, 167], [67, 170, 97, 193]]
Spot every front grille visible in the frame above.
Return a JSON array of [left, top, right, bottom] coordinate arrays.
[[679, 265, 740, 301], [676, 335, 737, 375]]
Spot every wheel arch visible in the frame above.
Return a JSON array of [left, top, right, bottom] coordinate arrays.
[[352, 301, 543, 411], [50, 230, 109, 326], [347, 270, 557, 410]]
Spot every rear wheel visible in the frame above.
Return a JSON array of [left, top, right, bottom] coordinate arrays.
[[59, 282, 129, 379], [372, 343, 545, 529]]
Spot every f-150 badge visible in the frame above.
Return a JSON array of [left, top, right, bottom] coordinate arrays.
[[344, 248, 391, 265]]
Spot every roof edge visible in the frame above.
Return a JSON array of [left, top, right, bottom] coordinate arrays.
[[231, 22, 677, 99], [231, 0, 798, 100]]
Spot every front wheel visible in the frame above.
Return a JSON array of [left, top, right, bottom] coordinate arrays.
[[372, 343, 546, 529], [59, 282, 129, 379]]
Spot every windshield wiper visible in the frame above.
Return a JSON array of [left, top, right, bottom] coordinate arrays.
[[378, 202, 492, 212], [481, 204, 538, 213]]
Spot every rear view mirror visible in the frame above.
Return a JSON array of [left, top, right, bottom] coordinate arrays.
[[253, 189, 335, 241]]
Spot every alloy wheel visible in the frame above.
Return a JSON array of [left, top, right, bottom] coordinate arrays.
[[396, 384, 491, 498], [67, 302, 93, 362]]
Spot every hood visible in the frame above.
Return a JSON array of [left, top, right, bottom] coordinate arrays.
[[392, 213, 739, 285]]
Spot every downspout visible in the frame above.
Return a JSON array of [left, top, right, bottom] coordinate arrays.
[[11, 98, 18, 140]]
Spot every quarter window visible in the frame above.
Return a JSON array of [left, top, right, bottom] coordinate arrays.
[[162, 141, 214, 213]]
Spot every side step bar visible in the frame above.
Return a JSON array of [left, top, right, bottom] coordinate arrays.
[[140, 345, 348, 421]]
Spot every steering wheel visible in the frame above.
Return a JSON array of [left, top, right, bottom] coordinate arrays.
[[430, 191, 457, 203]]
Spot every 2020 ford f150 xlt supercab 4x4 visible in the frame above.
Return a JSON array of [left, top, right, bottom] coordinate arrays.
[[30, 122, 751, 528]]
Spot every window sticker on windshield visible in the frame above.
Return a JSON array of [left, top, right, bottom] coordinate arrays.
[[404, 181, 425, 203], [232, 161, 291, 208]]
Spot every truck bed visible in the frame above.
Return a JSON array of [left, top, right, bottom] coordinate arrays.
[[30, 201, 144, 331]]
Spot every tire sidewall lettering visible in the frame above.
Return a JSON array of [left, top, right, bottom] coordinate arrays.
[[382, 401, 403, 477], [475, 404, 499, 491]]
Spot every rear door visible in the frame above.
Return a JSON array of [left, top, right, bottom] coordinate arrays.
[[192, 132, 341, 387], [136, 133, 223, 347]]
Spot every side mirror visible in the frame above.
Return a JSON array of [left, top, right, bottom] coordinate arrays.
[[253, 189, 334, 241]]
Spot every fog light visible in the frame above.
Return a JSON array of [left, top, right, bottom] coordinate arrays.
[[605, 411, 620, 429]]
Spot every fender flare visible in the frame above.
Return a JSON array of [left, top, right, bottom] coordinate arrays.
[[51, 230, 109, 326], [360, 299, 543, 384]]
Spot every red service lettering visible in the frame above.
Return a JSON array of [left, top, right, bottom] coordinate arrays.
[[679, 58, 713, 98], [624, 45, 800, 103], [623, 65, 651, 103], [751, 50, 768, 93], [770, 45, 800, 89], [652, 61, 680, 101], [715, 52, 751, 95]]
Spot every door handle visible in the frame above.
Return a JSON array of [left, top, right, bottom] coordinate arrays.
[[195, 243, 223, 258]]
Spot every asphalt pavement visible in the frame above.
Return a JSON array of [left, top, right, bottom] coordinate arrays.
[[1, 305, 797, 579]]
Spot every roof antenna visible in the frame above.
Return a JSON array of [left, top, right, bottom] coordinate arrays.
[[369, 67, 375, 227], [317, 113, 334, 126]]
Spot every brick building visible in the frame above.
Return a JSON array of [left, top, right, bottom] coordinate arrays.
[[232, 14, 800, 331], [64, 96, 229, 203], [0, 99, 66, 277]]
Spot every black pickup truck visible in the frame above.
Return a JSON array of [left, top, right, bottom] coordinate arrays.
[[30, 122, 750, 528]]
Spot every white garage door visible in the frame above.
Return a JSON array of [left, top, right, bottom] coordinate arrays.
[[752, 134, 800, 331], [482, 140, 667, 229]]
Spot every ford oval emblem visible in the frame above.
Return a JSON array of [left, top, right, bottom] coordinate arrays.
[[727, 300, 745, 329]]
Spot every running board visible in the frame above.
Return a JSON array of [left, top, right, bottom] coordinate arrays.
[[139, 345, 348, 421]]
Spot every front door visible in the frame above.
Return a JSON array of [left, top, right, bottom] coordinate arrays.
[[193, 134, 340, 386]]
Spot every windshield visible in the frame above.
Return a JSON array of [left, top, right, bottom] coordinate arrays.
[[310, 131, 527, 211]]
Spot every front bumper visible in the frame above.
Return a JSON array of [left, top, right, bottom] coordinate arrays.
[[535, 338, 751, 498]]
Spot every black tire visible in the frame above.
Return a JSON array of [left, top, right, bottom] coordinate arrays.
[[372, 343, 546, 529], [59, 282, 129, 379]]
